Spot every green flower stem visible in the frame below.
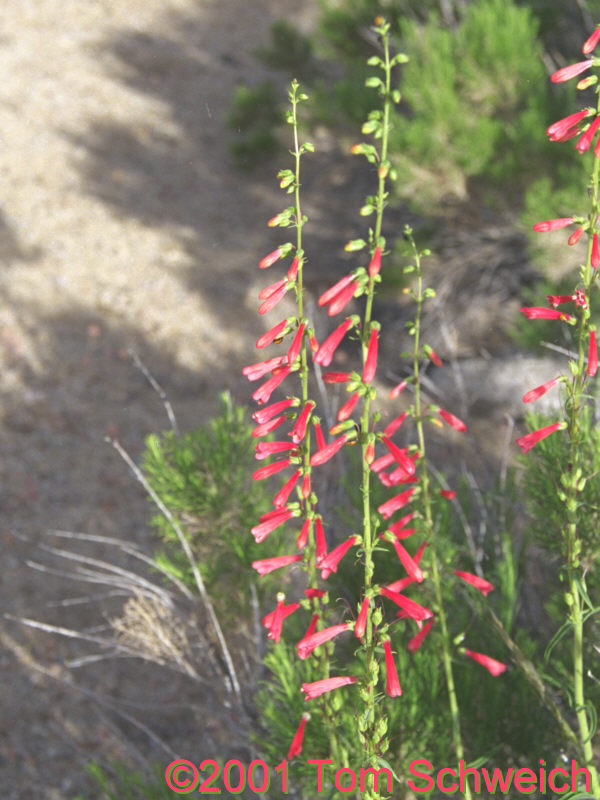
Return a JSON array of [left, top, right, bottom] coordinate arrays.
[[289, 81, 347, 771], [561, 126, 600, 795], [408, 236, 472, 800], [358, 27, 396, 778]]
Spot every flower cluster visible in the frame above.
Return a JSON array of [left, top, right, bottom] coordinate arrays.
[[517, 26, 600, 794], [244, 21, 505, 772], [520, 28, 600, 455]]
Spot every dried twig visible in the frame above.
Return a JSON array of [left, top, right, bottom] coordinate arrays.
[[129, 349, 179, 435]]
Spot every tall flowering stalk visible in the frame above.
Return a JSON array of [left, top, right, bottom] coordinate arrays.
[[246, 19, 503, 792], [403, 231, 472, 800], [521, 29, 600, 795]]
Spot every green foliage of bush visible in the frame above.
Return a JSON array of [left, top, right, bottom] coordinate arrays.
[[141, 393, 273, 615], [520, 409, 600, 569], [255, 20, 318, 81], [77, 761, 172, 800], [228, 82, 284, 168], [392, 0, 549, 205]]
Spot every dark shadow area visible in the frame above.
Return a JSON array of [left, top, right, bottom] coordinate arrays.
[[0, 207, 42, 265], [0, 296, 258, 796]]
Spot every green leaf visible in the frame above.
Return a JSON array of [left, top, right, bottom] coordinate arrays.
[[544, 618, 573, 662]]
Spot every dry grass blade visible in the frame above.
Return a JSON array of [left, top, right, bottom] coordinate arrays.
[[106, 435, 242, 703]]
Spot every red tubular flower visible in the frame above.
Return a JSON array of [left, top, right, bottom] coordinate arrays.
[[297, 517, 311, 549], [287, 712, 310, 760], [384, 412, 407, 437], [381, 525, 417, 542], [520, 306, 573, 321], [251, 507, 295, 543], [547, 294, 574, 307], [301, 474, 311, 498], [253, 397, 296, 424], [391, 540, 424, 583], [287, 322, 306, 366], [388, 512, 416, 535], [256, 318, 290, 349], [259, 278, 287, 301], [301, 676, 357, 700], [310, 434, 349, 466], [323, 371, 351, 383], [454, 570, 494, 596], [428, 348, 443, 367], [386, 576, 415, 594], [532, 217, 575, 232], [408, 619, 434, 653], [259, 282, 289, 314], [568, 226, 585, 245], [314, 318, 357, 367], [464, 649, 507, 677], [389, 379, 407, 398], [371, 452, 395, 473], [291, 401, 315, 443], [318, 274, 356, 307], [327, 281, 360, 316], [314, 422, 326, 450], [365, 441, 375, 464], [337, 392, 360, 421], [593, 234, 600, 268], [383, 640, 402, 697], [368, 246, 382, 277], [362, 327, 379, 383], [383, 436, 416, 478], [252, 366, 292, 405], [354, 597, 370, 638], [273, 469, 301, 508], [252, 415, 287, 439], [516, 421, 566, 453], [287, 256, 300, 281], [297, 622, 352, 660], [551, 60, 594, 83], [304, 588, 325, 599], [380, 587, 433, 621], [547, 110, 592, 142], [576, 115, 600, 153], [387, 461, 419, 485], [264, 596, 300, 643], [243, 356, 287, 382], [301, 614, 319, 643], [320, 536, 358, 579], [315, 517, 327, 564], [259, 247, 284, 269], [252, 458, 292, 482], [378, 488, 416, 519], [588, 329, 598, 376], [522, 376, 561, 404], [252, 554, 303, 576], [438, 408, 467, 432], [255, 440, 296, 459], [583, 27, 600, 54]]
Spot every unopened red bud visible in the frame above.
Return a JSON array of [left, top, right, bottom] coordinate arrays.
[[568, 227, 585, 245]]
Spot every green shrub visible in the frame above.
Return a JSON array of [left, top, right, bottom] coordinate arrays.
[[228, 82, 284, 168], [141, 393, 273, 617]]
